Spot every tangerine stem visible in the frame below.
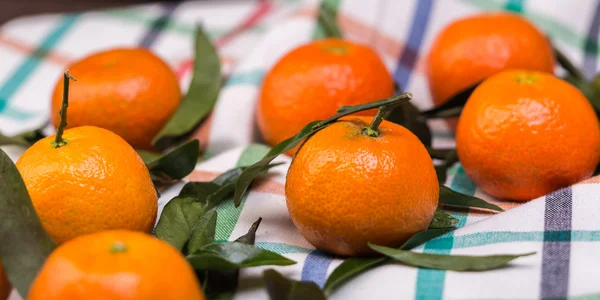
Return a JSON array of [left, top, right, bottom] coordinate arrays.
[[315, 92, 413, 131], [361, 92, 413, 137], [53, 70, 77, 148]]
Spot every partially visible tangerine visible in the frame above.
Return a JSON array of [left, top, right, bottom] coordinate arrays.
[[257, 38, 395, 156], [426, 12, 554, 108], [28, 230, 204, 300]]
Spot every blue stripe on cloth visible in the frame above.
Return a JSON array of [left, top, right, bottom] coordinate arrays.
[[540, 187, 572, 299], [415, 166, 474, 300], [138, 2, 180, 48], [301, 250, 335, 288], [583, 2, 600, 78], [0, 14, 79, 120], [393, 0, 433, 90]]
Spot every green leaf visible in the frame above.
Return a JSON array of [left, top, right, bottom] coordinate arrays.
[[323, 227, 453, 293], [233, 93, 414, 207], [0, 124, 47, 147], [0, 133, 30, 147], [0, 149, 56, 297], [428, 148, 457, 185], [435, 165, 448, 185], [237, 144, 272, 167], [232, 120, 320, 206], [399, 228, 455, 251], [147, 139, 200, 184], [212, 168, 244, 186], [152, 26, 222, 150], [136, 149, 163, 165], [155, 196, 210, 250], [439, 186, 503, 212], [314, 0, 342, 39], [264, 269, 326, 300], [179, 181, 222, 201], [386, 102, 432, 146], [235, 217, 262, 244], [369, 243, 535, 271], [202, 270, 237, 300], [187, 209, 217, 255], [323, 256, 384, 293], [420, 83, 480, 119], [187, 242, 296, 271], [203, 217, 264, 300], [429, 210, 459, 229]]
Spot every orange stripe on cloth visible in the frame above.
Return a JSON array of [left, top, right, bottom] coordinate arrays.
[[0, 35, 73, 66], [185, 169, 285, 196]]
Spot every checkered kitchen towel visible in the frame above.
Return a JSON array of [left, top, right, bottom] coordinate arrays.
[[2, 0, 600, 299]]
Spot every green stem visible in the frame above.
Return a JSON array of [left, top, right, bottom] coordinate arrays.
[[318, 2, 343, 39], [53, 71, 76, 148], [313, 92, 413, 131], [554, 45, 587, 81], [363, 107, 389, 137]]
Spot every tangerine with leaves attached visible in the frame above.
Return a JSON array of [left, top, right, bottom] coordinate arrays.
[[286, 116, 439, 256]]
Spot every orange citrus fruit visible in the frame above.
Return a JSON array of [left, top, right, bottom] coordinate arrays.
[[0, 261, 10, 300], [29, 230, 204, 300], [16, 126, 158, 244], [426, 12, 554, 108], [456, 70, 600, 201], [286, 116, 439, 256], [257, 38, 394, 156], [50, 48, 181, 149]]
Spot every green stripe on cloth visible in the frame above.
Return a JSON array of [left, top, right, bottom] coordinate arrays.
[[463, 0, 600, 55], [255, 242, 312, 254], [213, 240, 312, 254], [419, 230, 600, 250], [225, 69, 265, 87], [0, 14, 78, 119], [415, 166, 474, 299], [504, 0, 525, 13], [214, 144, 272, 240]]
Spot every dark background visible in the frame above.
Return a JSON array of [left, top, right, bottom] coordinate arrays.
[[0, 0, 183, 25]]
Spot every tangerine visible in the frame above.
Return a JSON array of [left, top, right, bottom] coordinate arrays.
[[50, 48, 181, 149], [285, 116, 439, 256], [29, 230, 204, 300], [257, 38, 394, 156], [456, 70, 600, 201], [426, 12, 554, 108], [16, 126, 158, 244]]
